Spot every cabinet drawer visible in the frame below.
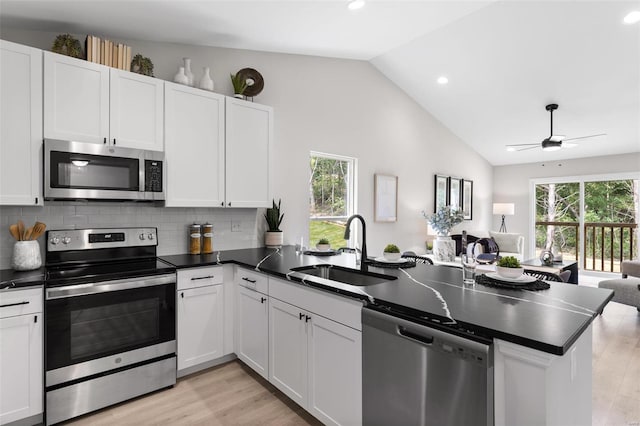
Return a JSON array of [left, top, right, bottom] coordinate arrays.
[[177, 266, 223, 290], [235, 268, 268, 294], [269, 277, 362, 331], [0, 286, 43, 318]]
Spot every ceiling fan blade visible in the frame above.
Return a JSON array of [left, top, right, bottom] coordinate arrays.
[[516, 145, 540, 152], [563, 142, 578, 148], [505, 143, 539, 147], [549, 135, 565, 142], [562, 133, 607, 142]]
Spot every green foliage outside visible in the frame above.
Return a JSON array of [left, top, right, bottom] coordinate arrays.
[[309, 157, 349, 218], [310, 221, 346, 249]]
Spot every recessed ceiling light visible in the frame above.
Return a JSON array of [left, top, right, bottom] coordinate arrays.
[[506, 146, 516, 152], [624, 11, 640, 24], [437, 76, 449, 85], [348, 0, 365, 10]]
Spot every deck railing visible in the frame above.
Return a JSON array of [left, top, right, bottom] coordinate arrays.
[[535, 221, 637, 273]]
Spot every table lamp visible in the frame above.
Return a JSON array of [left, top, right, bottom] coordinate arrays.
[[493, 203, 515, 233]]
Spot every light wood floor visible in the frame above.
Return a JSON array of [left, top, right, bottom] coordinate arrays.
[[66, 302, 639, 426]]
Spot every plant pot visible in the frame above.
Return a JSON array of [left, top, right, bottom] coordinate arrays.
[[316, 244, 331, 251], [265, 231, 283, 248], [383, 252, 401, 261], [432, 235, 455, 262], [496, 266, 524, 279]]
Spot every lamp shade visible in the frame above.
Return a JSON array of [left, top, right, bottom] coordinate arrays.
[[493, 203, 515, 216]]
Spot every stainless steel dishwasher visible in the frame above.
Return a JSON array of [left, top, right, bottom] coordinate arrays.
[[363, 307, 494, 426]]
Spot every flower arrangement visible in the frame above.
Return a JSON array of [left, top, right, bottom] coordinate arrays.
[[422, 206, 464, 236]]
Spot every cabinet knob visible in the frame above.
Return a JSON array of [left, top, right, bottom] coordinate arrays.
[[299, 312, 304, 320], [113, 138, 116, 145], [228, 202, 231, 207], [181, 292, 184, 298], [305, 315, 311, 323], [103, 137, 107, 144], [220, 202, 224, 207], [261, 297, 266, 303]]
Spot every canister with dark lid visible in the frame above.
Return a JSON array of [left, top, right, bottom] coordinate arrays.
[[202, 223, 213, 254], [189, 223, 202, 255]]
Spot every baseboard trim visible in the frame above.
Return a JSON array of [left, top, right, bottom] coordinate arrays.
[[177, 353, 237, 378]]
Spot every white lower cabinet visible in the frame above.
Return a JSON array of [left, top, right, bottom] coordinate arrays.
[[177, 267, 224, 372], [0, 287, 43, 425], [235, 285, 269, 379], [269, 278, 362, 426]]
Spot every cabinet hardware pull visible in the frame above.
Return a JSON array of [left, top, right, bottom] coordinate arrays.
[[0, 301, 30, 308], [35, 197, 38, 204], [103, 137, 107, 144], [228, 202, 231, 206], [305, 315, 311, 323], [299, 312, 304, 320], [113, 138, 116, 145], [191, 275, 214, 281], [181, 292, 184, 298], [242, 277, 257, 283], [261, 297, 266, 303], [220, 202, 224, 207], [34, 315, 37, 323]]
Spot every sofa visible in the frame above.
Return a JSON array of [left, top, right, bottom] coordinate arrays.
[[598, 260, 640, 311]]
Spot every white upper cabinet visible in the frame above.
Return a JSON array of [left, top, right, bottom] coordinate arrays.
[[109, 69, 164, 150], [0, 40, 43, 206], [164, 82, 225, 207], [44, 51, 163, 150], [225, 97, 272, 208]]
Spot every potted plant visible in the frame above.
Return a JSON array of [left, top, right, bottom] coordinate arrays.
[[230, 72, 248, 99], [264, 199, 284, 247], [316, 238, 331, 251], [52, 34, 83, 59], [131, 54, 154, 76], [496, 256, 524, 279], [383, 244, 401, 261], [422, 206, 464, 262]]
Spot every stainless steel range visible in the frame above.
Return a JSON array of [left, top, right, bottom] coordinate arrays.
[[44, 228, 176, 425]]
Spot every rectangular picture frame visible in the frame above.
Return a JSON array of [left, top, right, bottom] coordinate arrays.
[[449, 177, 462, 212], [374, 174, 398, 222], [434, 174, 449, 212], [462, 179, 473, 220]]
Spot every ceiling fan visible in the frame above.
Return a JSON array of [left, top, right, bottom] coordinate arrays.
[[506, 104, 606, 152]]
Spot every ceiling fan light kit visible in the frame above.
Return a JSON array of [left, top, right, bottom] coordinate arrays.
[[505, 103, 606, 152]]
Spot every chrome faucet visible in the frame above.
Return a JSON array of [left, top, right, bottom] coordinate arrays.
[[344, 214, 368, 271]]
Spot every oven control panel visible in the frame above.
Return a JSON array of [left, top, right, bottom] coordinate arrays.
[[47, 228, 158, 251]]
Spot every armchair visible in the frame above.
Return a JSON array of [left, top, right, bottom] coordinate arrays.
[[488, 231, 525, 261]]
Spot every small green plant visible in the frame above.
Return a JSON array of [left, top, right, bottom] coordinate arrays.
[[230, 72, 248, 95], [318, 238, 330, 245], [131, 54, 154, 76], [497, 256, 521, 268], [384, 244, 400, 253], [426, 241, 433, 251], [52, 34, 83, 59], [264, 199, 284, 232]]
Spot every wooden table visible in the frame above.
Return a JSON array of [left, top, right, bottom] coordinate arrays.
[[520, 258, 579, 284]]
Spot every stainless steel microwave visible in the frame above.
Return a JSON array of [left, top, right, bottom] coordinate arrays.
[[44, 139, 165, 201]]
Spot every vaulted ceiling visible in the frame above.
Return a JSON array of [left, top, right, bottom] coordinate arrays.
[[2, 0, 638, 166]]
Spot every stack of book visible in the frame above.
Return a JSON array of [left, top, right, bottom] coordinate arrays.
[[86, 35, 132, 71]]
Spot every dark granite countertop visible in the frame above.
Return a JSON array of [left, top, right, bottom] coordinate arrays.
[[0, 267, 45, 290], [161, 246, 614, 355]]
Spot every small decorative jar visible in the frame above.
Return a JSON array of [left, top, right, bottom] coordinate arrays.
[[199, 67, 214, 91], [183, 58, 194, 86], [11, 241, 42, 271], [174, 66, 189, 85]]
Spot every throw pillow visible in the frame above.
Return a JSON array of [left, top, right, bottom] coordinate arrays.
[[489, 231, 521, 253]]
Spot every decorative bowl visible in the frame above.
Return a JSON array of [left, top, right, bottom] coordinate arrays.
[[316, 243, 331, 251], [383, 252, 401, 261], [496, 266, 524, 279]]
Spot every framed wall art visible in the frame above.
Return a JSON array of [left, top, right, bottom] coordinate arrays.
[[449, 177, 462, 212], [434, 175, 449, 212], [374, 174, 398, 222], [462, 179, 473, 220]]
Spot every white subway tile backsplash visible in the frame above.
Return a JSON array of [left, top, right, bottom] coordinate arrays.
[[0, 204, 260, 269]]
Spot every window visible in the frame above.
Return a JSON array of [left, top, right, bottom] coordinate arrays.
[[309, 152, 357, 248]]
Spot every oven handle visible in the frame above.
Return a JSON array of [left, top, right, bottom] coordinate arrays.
[[46, 273, 176, 300]]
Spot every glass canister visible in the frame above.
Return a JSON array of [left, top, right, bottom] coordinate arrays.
[[189, 223, 202, 255], [202, 223, 213, 254]]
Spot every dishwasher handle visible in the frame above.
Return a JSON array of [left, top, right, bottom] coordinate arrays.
[[398, 326, 434, 346]]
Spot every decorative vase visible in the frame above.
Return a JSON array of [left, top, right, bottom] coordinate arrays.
[[433, 235, 455, 262], [199, 67, 214, 91], [265, 231, 283, 248], [234, 93, 244, 99], [11, 241, 42, 271], [173, 66, 189, 85], [183, 58, 194, 86]]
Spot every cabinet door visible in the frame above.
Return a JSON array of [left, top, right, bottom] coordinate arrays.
[[225, 98, 272, 208], [235, 286, 269, 379], [0, 41, 43, 206], [164, 83, 225, 207], [308, 315, 362, 426], [109, 69, 164, 150], [269, 298, 307, 407], [177, 284, 223, 371], [0, 314, 43, 424], [44, 51, 109, 144]]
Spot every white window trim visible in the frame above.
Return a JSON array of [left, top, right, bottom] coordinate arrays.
[[529, 171, 640, 267]]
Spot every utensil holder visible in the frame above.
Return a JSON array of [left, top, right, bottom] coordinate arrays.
[[12, 240, 42, 271]]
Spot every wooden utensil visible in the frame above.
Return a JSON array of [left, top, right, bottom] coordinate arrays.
[[17, 220, 25, 241], [9, 224, 21, 241], [24, 226, 34, 241], [31, 222, 46, 240]]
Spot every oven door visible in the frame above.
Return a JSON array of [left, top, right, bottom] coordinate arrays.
[[44, 138, 152, 201], [45, 274, 176, 386]]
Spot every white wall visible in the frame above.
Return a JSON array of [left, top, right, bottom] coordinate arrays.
[[0, 28, 493, 259], [493, 153, 640, 259]]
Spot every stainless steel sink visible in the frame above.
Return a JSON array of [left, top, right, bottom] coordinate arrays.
[[290, 264, 397, 286]]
